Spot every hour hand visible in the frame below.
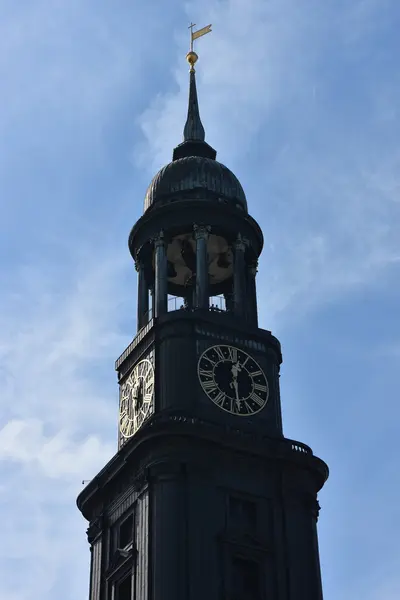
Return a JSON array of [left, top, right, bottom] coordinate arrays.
[[230, 378, 241, 408], [134, 381, 144, 409]]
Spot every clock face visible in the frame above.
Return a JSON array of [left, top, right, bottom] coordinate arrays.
[[198, 344, 269, 416], [119, 359, 154, 439]]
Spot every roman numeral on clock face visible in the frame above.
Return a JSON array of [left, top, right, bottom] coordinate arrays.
[[214, 391, 226, 406], [214, 346, 225, 361], [227, 346, 238, 362], [250, 392, 265, 407], [120, 415, 133, 436], [253, 383, 268, 393], [199, 368, 214, 378], [202, 379, 218, 393]]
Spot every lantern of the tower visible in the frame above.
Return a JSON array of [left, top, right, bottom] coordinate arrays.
[[129, 53, 262, 330]]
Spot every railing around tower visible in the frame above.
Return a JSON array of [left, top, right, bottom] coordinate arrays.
[[143, 294, 228, 323], [117, 295, 230, 370]]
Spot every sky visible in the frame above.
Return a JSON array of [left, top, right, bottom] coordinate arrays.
[[0, 0, 399, 598]]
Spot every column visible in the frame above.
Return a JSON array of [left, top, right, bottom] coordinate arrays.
[[194, 224, 210, 310], [224, 290, 234, 312], [149, 285, 155, 320], [154, 231, 168, 318], [87, 517, 104, 600], [150, 462, 187, 600], [136, 258, 149, 330], [247, 259, 258, 326], [233, 234, 247, 317]]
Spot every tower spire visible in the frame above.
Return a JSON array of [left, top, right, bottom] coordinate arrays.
[[183, 61, 205, 142], [172, 23, 216, 161]]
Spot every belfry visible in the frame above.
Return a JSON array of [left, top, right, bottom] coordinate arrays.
[[77, 25, 328, 600]]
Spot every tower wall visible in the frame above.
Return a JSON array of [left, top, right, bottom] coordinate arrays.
[[77, 45, 328, 600]]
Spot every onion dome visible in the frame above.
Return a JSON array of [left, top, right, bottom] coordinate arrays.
[[143, 51, 247, 213]]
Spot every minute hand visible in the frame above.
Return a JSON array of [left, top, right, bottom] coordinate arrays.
[[233, 380, 241, 408], [230, 363, 241, 409]]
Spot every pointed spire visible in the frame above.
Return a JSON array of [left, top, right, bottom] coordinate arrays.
[[172, 44, 216, 161], [183, 63, 205, 142]]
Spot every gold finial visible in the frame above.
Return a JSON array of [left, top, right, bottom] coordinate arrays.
[[187, 22, 212, 72]]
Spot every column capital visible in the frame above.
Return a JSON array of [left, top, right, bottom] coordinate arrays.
[[193, 224, 211, 240], [234, 233, 249, 253], [134, 246, 146, 271], [248, 259, 259, 277], [153, 230, 165, 248]]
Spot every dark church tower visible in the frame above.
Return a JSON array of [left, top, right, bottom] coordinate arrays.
[[77, 42, 328, 600]]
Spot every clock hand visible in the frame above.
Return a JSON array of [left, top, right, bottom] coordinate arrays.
[[232, 380, 241, 410], [230, 362, 241, 410], [134, 380, 144, 411]]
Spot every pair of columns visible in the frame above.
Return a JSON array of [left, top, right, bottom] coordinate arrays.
[[135, 228, 258, 331], [135, 230, 171, 330], [154, 225, 210, 316]]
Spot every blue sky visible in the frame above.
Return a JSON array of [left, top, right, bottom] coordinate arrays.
[[0, 0, 399, 598]]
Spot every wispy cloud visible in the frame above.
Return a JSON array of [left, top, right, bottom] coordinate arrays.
[[1, 0, 399, 599], [0, 249, 128, 599]]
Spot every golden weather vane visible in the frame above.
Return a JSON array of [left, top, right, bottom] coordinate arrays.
[[186, 22, 212, 71]]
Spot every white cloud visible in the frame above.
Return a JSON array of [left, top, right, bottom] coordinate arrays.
[[0, 418, 113, 478], [0, 253, 128, 425], [0, 250, 127, 600]]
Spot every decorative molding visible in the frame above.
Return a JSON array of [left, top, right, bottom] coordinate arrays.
[[194, 324, 269, 353], [134, 244, 146, 268], [309, 497, 321, 522], [87, 515, 104, 544], [248, 259, 258, 277], [282, 491, 321, 521], [132, 469, 149, 493], [134, 254, 147, 273]]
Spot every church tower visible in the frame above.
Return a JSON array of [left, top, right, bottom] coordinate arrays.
[[77, 30, 328, 600]]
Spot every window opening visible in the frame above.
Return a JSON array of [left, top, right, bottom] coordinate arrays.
[[115, 574, 132, 600], [119, 514, 134, 549]]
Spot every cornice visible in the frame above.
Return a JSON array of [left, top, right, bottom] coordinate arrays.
[[77, 411, 328, 521]]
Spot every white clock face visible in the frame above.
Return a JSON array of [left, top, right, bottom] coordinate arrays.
[[198, 344, 269, 416], [119, 359, 154, 439]]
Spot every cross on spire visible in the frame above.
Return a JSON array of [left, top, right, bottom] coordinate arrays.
[[188, 22, 197, 52]]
